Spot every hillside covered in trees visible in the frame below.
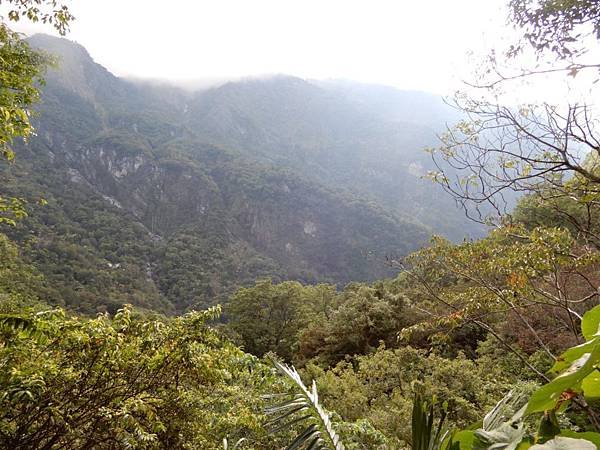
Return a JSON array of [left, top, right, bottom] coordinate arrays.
[[2, 0, 600, 449], [0, 34, 483, 314]]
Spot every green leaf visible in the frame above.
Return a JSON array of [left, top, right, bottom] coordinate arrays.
[[582, 306, 600, 341], [287, 424, 320, 450], [267, 360, 345, 450], [529, 437, 596, 450], [447, 431, 475, 450], [550, 339, 599, 375], [517, 437, 533, 450], [582, 370, 600, 402], [526, 344, 600, 414]]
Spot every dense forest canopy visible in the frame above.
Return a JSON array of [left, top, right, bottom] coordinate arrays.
[[2, 0, 600, 449]]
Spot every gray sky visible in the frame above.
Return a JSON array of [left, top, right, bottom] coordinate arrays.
[[6, 0, 510, 94]]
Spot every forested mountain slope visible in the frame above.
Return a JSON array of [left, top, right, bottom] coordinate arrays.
[[185, 76, 477, 238], [1, 34, 473, 314]]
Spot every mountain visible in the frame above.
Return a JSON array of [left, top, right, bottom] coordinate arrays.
[[183, 77, 478, 238], [1, 35, 476, 314], [313, 79, 460, 129]]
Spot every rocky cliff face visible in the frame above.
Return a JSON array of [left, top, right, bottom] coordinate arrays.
[[0, 35, 470, 313]]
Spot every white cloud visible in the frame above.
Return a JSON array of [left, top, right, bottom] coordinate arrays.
[[3, 0, 515, 94]]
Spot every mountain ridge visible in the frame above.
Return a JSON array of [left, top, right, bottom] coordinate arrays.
[[0, 34, 476, 314]]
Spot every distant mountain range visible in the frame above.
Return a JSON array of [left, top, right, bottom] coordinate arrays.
[[1, 34, 481, 314]]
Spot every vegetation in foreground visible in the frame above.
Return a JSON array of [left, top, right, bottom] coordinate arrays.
[[3, 0, 600, 449]]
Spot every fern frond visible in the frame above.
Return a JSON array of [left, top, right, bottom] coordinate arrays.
[[266, 360, 345, 450], [0, 313, 52, 343], [0, 315, 34, 332]]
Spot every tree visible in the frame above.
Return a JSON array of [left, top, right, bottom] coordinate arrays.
[[0, 23, 46, 162], [296, 282, 411, 367], [509, 0, 600, 60], [428, 1, 600, 245], [302, 345, 513, 448], [446, 304, 600, 448], [227, 279, 315, 361], [0, 232, 45, 308], [0, 0, 73, 161], [430, 98, 600, 248], [396, 225, 600, 375], [0, 0, 73, 224], [406, 0, 600, 434], [0, 304, 289, 449]]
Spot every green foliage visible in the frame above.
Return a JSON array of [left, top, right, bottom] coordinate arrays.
[[400, 224, 598, 368], [509, 0, 600, 59], [296, 281, 412, 366], [526, 304, 600, 415], [226, 279, 415, 367], [0, 304, 287, 449], [0, 23, 48, 225], [1, 179, 172, 314], [0, 1, 73, 233], [5, 3, 600, 449], [0, 23, 48, 161], [3, 0, 74, 36], [512, 179, 600, 249], [156, 226, 281, 311], [0, 195, 27, 226], [227, 279, 317, 360], [448, 303, 600, 449], [470, 390, 529, 450], [304, 346, 513, 447], [0, 232, 46, 308], [476, 335, 552, 382], [411, 391, 450, 450]]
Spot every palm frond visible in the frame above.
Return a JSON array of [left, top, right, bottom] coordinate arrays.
[[266, 359, 345, 450]]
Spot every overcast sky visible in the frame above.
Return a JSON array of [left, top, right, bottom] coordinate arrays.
[[5, 0, 513, 94]]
